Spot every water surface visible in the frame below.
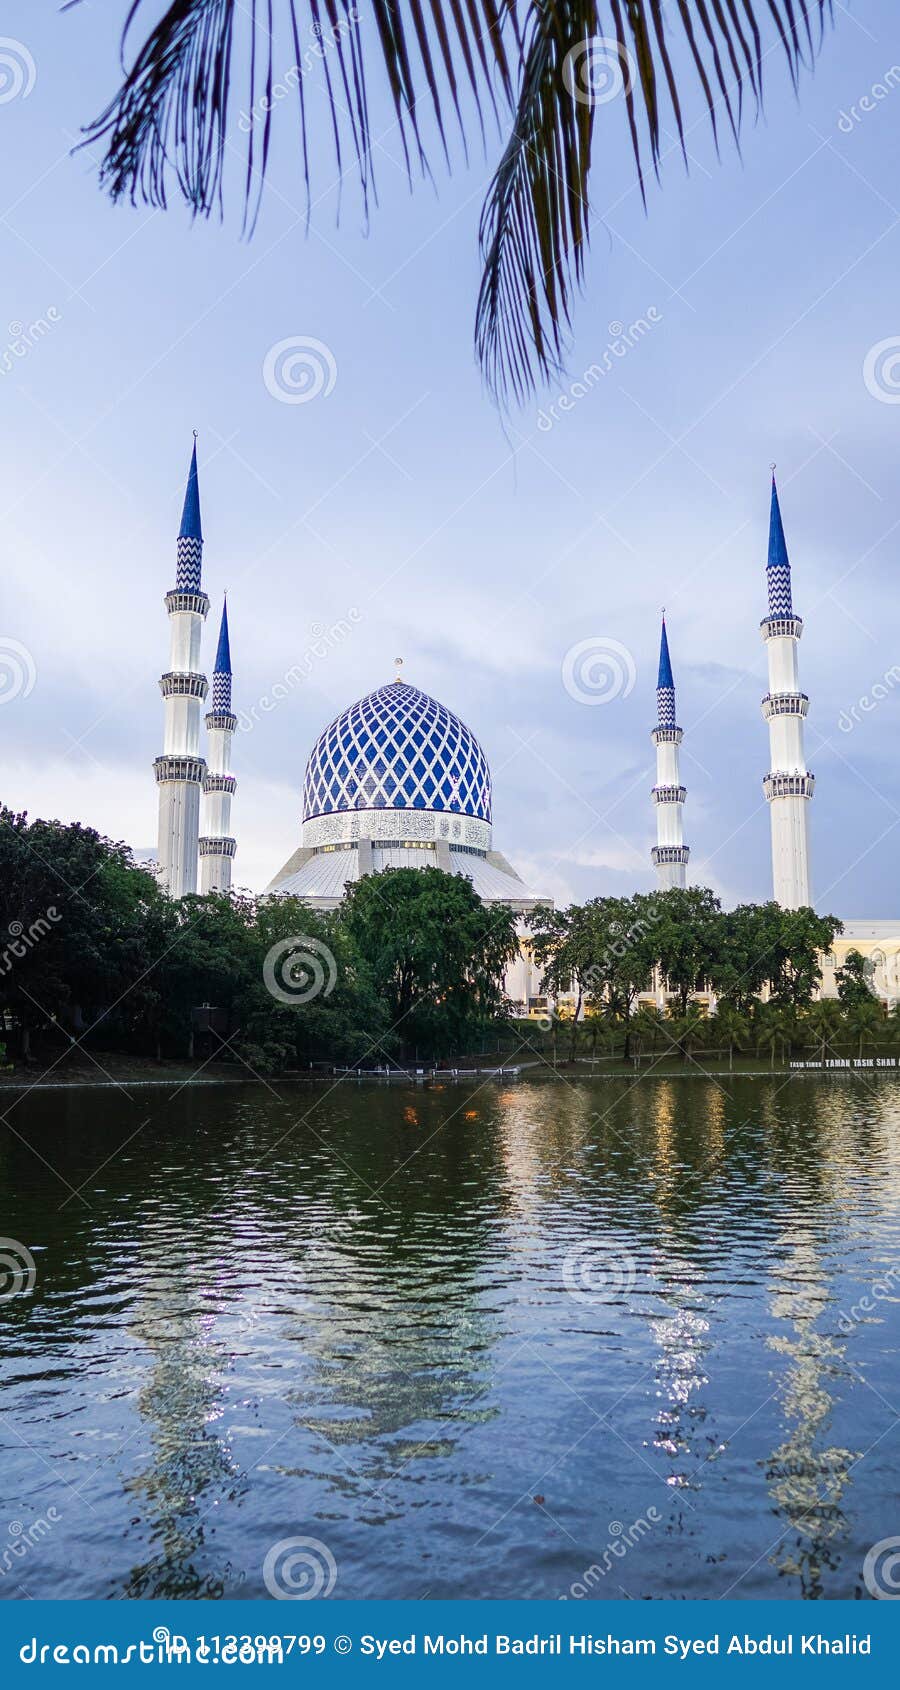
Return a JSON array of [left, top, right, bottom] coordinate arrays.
[[1, 1075, 898, 1600]]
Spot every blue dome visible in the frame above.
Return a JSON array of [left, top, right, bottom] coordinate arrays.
[[303, 681, 492, 824]]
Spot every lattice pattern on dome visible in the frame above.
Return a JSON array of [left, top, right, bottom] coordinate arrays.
[[303, 682, 492, 823]]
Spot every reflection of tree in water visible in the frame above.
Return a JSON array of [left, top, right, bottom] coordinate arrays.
[[764, 1231, 858, 1599], [272, 1205, 503, 1510], [122, 1262, 246, 1599]]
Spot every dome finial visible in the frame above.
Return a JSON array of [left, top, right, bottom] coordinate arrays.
[[394, 656, 404, 683]]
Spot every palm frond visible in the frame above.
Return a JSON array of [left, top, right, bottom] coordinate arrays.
[[74, 1, 832, 403], [475, 0, 832, 403]]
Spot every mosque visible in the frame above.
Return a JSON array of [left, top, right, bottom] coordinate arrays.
[[153, 443, 898, 1008]]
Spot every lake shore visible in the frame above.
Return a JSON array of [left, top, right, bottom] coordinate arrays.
[[0, 1052, 889, 1090]]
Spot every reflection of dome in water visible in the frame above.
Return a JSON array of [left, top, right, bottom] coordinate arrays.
[[303, 681, 492, 824], [268, 673, 542, 911]]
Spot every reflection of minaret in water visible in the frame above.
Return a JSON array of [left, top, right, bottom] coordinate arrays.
[[154, 438, 209, 897], [763, 1231, 856, 1598], [651, 615, 689, 889], [199, 597, 237, 893], [761, 472, 814, 908]]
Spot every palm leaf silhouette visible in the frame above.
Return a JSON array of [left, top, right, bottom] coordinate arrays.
[[75, 2, 832, 402]]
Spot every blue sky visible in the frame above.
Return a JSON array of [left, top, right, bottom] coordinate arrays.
[[1, 2, 899, 913]]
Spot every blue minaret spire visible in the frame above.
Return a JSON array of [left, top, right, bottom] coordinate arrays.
[[176, 434, 204, 591], [211, 596, 232, 711], [766, 471, 793, 617], [656, 614, 677, 729]]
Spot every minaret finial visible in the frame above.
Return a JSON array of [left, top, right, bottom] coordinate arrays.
[[766, 469, 792, 616], [175, 436, 204, 591]]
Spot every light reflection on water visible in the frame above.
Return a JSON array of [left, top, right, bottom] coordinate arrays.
[[0, 1075, 898, 1600]]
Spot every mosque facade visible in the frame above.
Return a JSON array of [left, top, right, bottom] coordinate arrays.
[[152, 444, 898, 1009]]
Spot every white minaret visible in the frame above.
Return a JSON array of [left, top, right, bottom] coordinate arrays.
[[154, 437, 209, 898], [199, 597, 237, 893], [651, 614, 689, 890], [761, 472, 814, 909]]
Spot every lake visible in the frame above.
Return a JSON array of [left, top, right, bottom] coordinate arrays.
[[1, 1074, 898, 1601]]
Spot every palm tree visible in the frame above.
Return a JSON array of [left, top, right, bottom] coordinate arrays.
[[848, 998, 885, 1062], [753, 1002, 784, 1071], [805, 999, 844, 1067], [77, 3, 832, 403], [710, 1002, 751, 1073], [633, 1004, 665, 1068]]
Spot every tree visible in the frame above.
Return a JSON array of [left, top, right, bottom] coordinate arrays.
[[77, 3, 831, 403], [847, 998, 885, 1061], [632, 1003, 666, 1067], [835, 949, 876, 1008], [710, 1002, 751, 1073], [236, 895, 391, 1073], [753, 1002, 784, 1071], [341, 866, 518, 1059], [0, 807, 167, 1058], [804, 999, 844, 1067], [531, 893, 658, 1061], [651, 887, 723, 1021], [529, 903, 593, 1062], [765, 907, 842, 1009]]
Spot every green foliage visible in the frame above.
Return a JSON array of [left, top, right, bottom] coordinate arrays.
[[0, 816, 518, 1073], [835, 948, 876, 1008], [342, 866, 519, 1060], [0, 808, 883, 1079]]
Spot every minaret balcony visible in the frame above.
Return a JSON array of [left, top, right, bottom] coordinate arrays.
[[165, 589, 210, 617], [763, 771, 815, 801], [760, 614, 803, 641], [652, 784, 686, 805], [160, 671, 209, 700], [761, 691, 809, 721], [153, 755, 206, 785], [652, 845, 690, 866], [202, 773, 236, 795], [205, 710, 237, 732], [198, 836, 237, 858], [650, 725, 683, 745]]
